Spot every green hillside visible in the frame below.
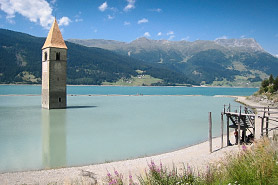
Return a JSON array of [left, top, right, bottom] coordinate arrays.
[[0, 29, 194, 85], [2, 28, 278, 87], [69, 37, 278, 87]]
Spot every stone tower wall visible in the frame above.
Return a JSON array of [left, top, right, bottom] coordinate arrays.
[[42, 47, 67, 109]]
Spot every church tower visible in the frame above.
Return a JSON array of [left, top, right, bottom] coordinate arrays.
[[42, 19, 67, 109]]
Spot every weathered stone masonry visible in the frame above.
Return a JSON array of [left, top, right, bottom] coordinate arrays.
[[42, 19, 67, 109]]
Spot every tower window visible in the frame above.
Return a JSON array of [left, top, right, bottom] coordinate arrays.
[[58, 97, 62, 102], [56, 52, 60, 60], [44, 52, 47, 61]]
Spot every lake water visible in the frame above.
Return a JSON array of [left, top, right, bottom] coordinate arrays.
[[0, 85, 257, 96], [0, 85, 257, 173]]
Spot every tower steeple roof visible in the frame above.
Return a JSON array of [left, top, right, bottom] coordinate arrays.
[[42, 18, 67, 49]]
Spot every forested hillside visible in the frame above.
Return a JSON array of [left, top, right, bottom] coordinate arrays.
[[70, 37, 278, 87], [0, 29, 194, 85], [2, 28, 278, 87]]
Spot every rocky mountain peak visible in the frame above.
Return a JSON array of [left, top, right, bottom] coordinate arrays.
[[132, 37, 151, 43], [214, 38, 264, 51]]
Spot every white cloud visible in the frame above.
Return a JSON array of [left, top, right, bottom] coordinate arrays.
[[167, 31, 174, 35], [94, 29, 98, 33], [50, 0, 56, 4], [7, 17, 15, 24], [58, 16, 71, 26], [275, 54, 278, 58], [149, 8, 162, 12], [99, 1, 108, 12], [124, 21, 130, 25], [108, 15, 115, 20], [75, 18, 83, 22], [0, 0, 71, 29], [157, 32, 162, 36], [166, 31, 175, 40], [215, 35, 228, 40], [110, 7, 118, 12], [240, 35, 246, 38], [181, 36, 190, 41], [144, 32, 151, 37], [168, 35, 175, 40], [0, 0, 57, 28], [74, 11, 83, 22], [124, 0, 135, 12], [138, 18, 148, 24]]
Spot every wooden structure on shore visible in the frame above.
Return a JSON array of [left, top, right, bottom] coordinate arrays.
[[224, 104, 255, 146], [208, 104, 278, 153], [256, 106, 278, 137]]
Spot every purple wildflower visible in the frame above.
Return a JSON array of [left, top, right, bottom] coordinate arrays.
[[151, 161, 155, 168], [242, 144, 247, 151], [107, 172, 111, 178], [114, 170, 119, 177], [149, 160, 157, 171], [129, 172, 134, 185]]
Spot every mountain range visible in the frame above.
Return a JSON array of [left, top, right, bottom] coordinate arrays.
[[0, 29, 192, 85], [69, 37, 278, 87], [1, 28, 278, 87]]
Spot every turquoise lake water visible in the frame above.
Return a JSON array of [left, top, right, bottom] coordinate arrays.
[[0, 85, 257, 96], [0, 85, 257, 173]]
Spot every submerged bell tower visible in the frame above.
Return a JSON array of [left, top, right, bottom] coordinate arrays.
[[42, 18, 67, 109]]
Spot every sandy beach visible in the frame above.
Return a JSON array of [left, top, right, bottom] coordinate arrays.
[[0, 95, 275, 185]]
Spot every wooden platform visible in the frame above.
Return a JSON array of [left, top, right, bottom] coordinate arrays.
[[223, 104, 255, 145]]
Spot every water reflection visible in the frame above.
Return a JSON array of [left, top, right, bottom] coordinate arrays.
[[42, 109, 67, 169]]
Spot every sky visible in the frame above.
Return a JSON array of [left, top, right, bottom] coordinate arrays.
[[0, 0, 278, 56]]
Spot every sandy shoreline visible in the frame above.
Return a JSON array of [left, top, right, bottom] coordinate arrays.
[[0, 96, 272, 185]]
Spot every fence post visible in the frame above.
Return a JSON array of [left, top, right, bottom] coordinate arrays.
[[221, 112, 224, 149], [261, 107, 265, 137], [266, 106, 270, 137], [209, 112, 212, 153], [238, 106, 241, 146], [227, 115, 230, 146]]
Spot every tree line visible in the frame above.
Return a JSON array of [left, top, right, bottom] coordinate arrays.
[[259, 74, 278, 94]]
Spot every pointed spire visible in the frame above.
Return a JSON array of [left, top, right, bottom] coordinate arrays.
[[42, 18, 68, 49]]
